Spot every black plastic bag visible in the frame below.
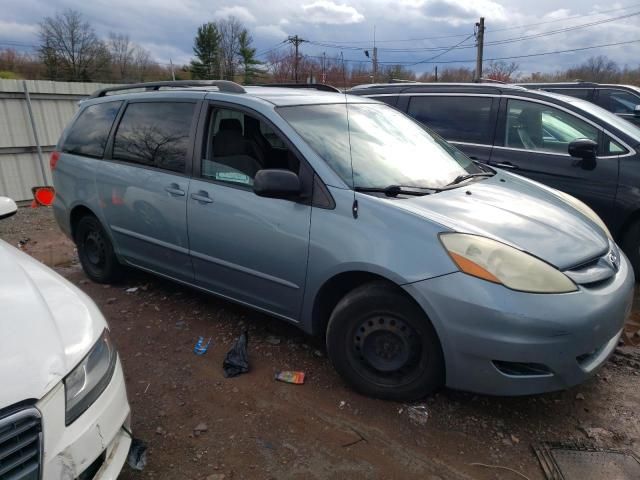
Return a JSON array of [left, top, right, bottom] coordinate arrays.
[[127, 438, 148, 471], [223, 331, 249, 377]]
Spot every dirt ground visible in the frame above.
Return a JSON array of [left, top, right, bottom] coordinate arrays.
[[2, 207, 640, 480]]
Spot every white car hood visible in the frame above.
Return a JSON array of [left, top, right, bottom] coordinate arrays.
[[0, 240, 106, 407]]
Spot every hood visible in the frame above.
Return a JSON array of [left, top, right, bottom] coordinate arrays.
[[0, 240, 106, 407], [393, 172, 609, 270]]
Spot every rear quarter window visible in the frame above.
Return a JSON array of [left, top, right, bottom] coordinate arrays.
[[62, 101, 123, 158]]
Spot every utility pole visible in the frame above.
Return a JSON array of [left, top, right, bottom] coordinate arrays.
[[169, 58, 176, 81], [288, 35, 305, 83], [474, 17, 485, 82], [372, 25, 378, 84], [322, 52, 327, 84], [434, 65, 438, 82]]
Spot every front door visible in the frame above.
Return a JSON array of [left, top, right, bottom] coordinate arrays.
[[489, 98, 621, 225], [187, 105, 311, 320], [97, 100, 198, 282]]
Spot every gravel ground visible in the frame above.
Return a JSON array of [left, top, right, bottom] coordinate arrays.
[[2, 206, 640, 480]]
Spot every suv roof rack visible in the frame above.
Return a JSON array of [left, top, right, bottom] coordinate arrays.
[[253, 83, 341, 93], [89, 80, 246, 98]]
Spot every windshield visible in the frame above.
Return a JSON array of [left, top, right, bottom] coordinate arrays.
[[278, 103, 481, 189]]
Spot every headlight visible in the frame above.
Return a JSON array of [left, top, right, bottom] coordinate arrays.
[[552, 189, 612, 240], [440, 233, 577, 294], [64, 329, 117, 425]]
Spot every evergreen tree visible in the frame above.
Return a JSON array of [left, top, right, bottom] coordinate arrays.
[[237, 29, 262, 84], [190, 23, 220, 79]]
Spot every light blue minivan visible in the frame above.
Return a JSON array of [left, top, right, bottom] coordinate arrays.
[[52, 81, 634, 400]]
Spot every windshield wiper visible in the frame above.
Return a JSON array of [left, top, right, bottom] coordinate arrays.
[[448, 172, 494, 186], [354, 185, 438, 197]]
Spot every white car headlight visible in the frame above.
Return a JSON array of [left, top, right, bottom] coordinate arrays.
[[552, 189, 612, 240], [440, 233, 577, 294], [64, 329, 117, 425]]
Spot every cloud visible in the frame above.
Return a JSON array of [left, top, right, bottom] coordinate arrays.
[[422, 0, 507, 25], [255, 24, 288, 39], [301, 1, 365, 24], [0, 20, 38, 42], [213, 6, 257, 24]]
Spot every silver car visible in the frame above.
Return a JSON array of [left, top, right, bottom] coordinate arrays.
[[52, 81, 634, 400]]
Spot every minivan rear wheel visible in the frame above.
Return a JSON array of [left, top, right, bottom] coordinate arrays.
[[75, 215, 123, 283], [326, 281, 444, 401]]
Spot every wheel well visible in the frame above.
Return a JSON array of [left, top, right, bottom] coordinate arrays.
[[69, 205, 96, 241], [311, 272, 402, 337]]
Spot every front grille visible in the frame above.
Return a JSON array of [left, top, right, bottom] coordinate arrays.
[[0, 407, 42, 480]]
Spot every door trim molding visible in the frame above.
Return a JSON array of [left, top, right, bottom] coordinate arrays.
[[190, 250, 300, 290], [111, 225, 189, 254]]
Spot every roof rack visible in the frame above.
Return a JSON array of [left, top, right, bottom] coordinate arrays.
[[89, 80, 246, 98], [477, 77, 506, 84], [253, 83, 341, 93]]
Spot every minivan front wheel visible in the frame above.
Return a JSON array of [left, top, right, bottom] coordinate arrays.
[[326, 282, 444, 401], [75, 215, 122, 283]]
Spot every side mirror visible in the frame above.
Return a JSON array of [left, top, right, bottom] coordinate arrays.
[[253, 169, 301, 199], [634, 105, 640, 118], [568, 138, 598, 160], [0, 197, 18, 220]]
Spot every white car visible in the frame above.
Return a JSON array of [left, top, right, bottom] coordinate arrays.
[[0, 196, 131, 479]]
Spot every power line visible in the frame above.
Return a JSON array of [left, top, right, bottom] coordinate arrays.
[[303, 38, 640, 66]]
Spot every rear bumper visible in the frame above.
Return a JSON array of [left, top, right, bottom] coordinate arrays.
[[404, 251, 634, 396]]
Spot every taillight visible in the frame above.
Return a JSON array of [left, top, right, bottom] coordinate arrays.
[[50, 151, 60, 170], [32, 186, 56, 207]]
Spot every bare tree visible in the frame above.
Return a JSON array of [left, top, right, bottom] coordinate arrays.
[[566, 55, 620, 83], [485, 60, 519, 82], [38, 9, 110, 81], [108, 33, 135, 81], [131, 46, 153, 82], [216, 16, 243, 80]]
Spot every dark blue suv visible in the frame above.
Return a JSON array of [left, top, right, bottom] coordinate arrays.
[[350, 82, 640, 274]]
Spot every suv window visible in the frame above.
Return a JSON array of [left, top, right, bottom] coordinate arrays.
[[369, 95, 399, 107], [546, 88, 591, 100], [63, 101, 122, 158], [202, 108, 299, 187], [407, 96, 494, 145], [596, 89, 640, 114], [504, 99, 599, 154], [112, 102, 195, 173]]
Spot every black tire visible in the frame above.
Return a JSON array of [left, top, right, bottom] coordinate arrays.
[[621, 221, 640, 279], [75, 215, 123, 283], [326, 281, 444, 401]]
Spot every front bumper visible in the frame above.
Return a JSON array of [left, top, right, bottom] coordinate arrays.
[[404, 250, 634, 396], [38, 358, 131, 479]]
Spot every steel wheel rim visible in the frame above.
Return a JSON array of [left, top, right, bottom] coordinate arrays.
[[351, 314, 423, 386]]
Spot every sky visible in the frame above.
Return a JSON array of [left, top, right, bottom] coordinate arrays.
[[1, 0, 639, 76]]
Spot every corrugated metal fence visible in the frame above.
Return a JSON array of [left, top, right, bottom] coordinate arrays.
[[0, 80, 115, 201]]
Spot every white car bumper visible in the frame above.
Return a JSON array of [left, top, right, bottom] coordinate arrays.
[[38, 357, 131, 480]]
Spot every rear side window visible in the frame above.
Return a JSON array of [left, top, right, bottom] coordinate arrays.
[[595, 89, 640, 114], [369, 95, 399, 107], [407, 96, 494, 145], [547, 88, 592, 100], [113, 102, 195, 173], [63, 101, 122, 158]]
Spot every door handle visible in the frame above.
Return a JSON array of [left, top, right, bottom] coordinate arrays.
[[191, 191, 213, 204], [165, 183, 185, 196], [492, 162, 518, 170]]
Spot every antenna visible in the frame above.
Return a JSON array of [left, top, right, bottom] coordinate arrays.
[[340, 52, 358, 219]]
